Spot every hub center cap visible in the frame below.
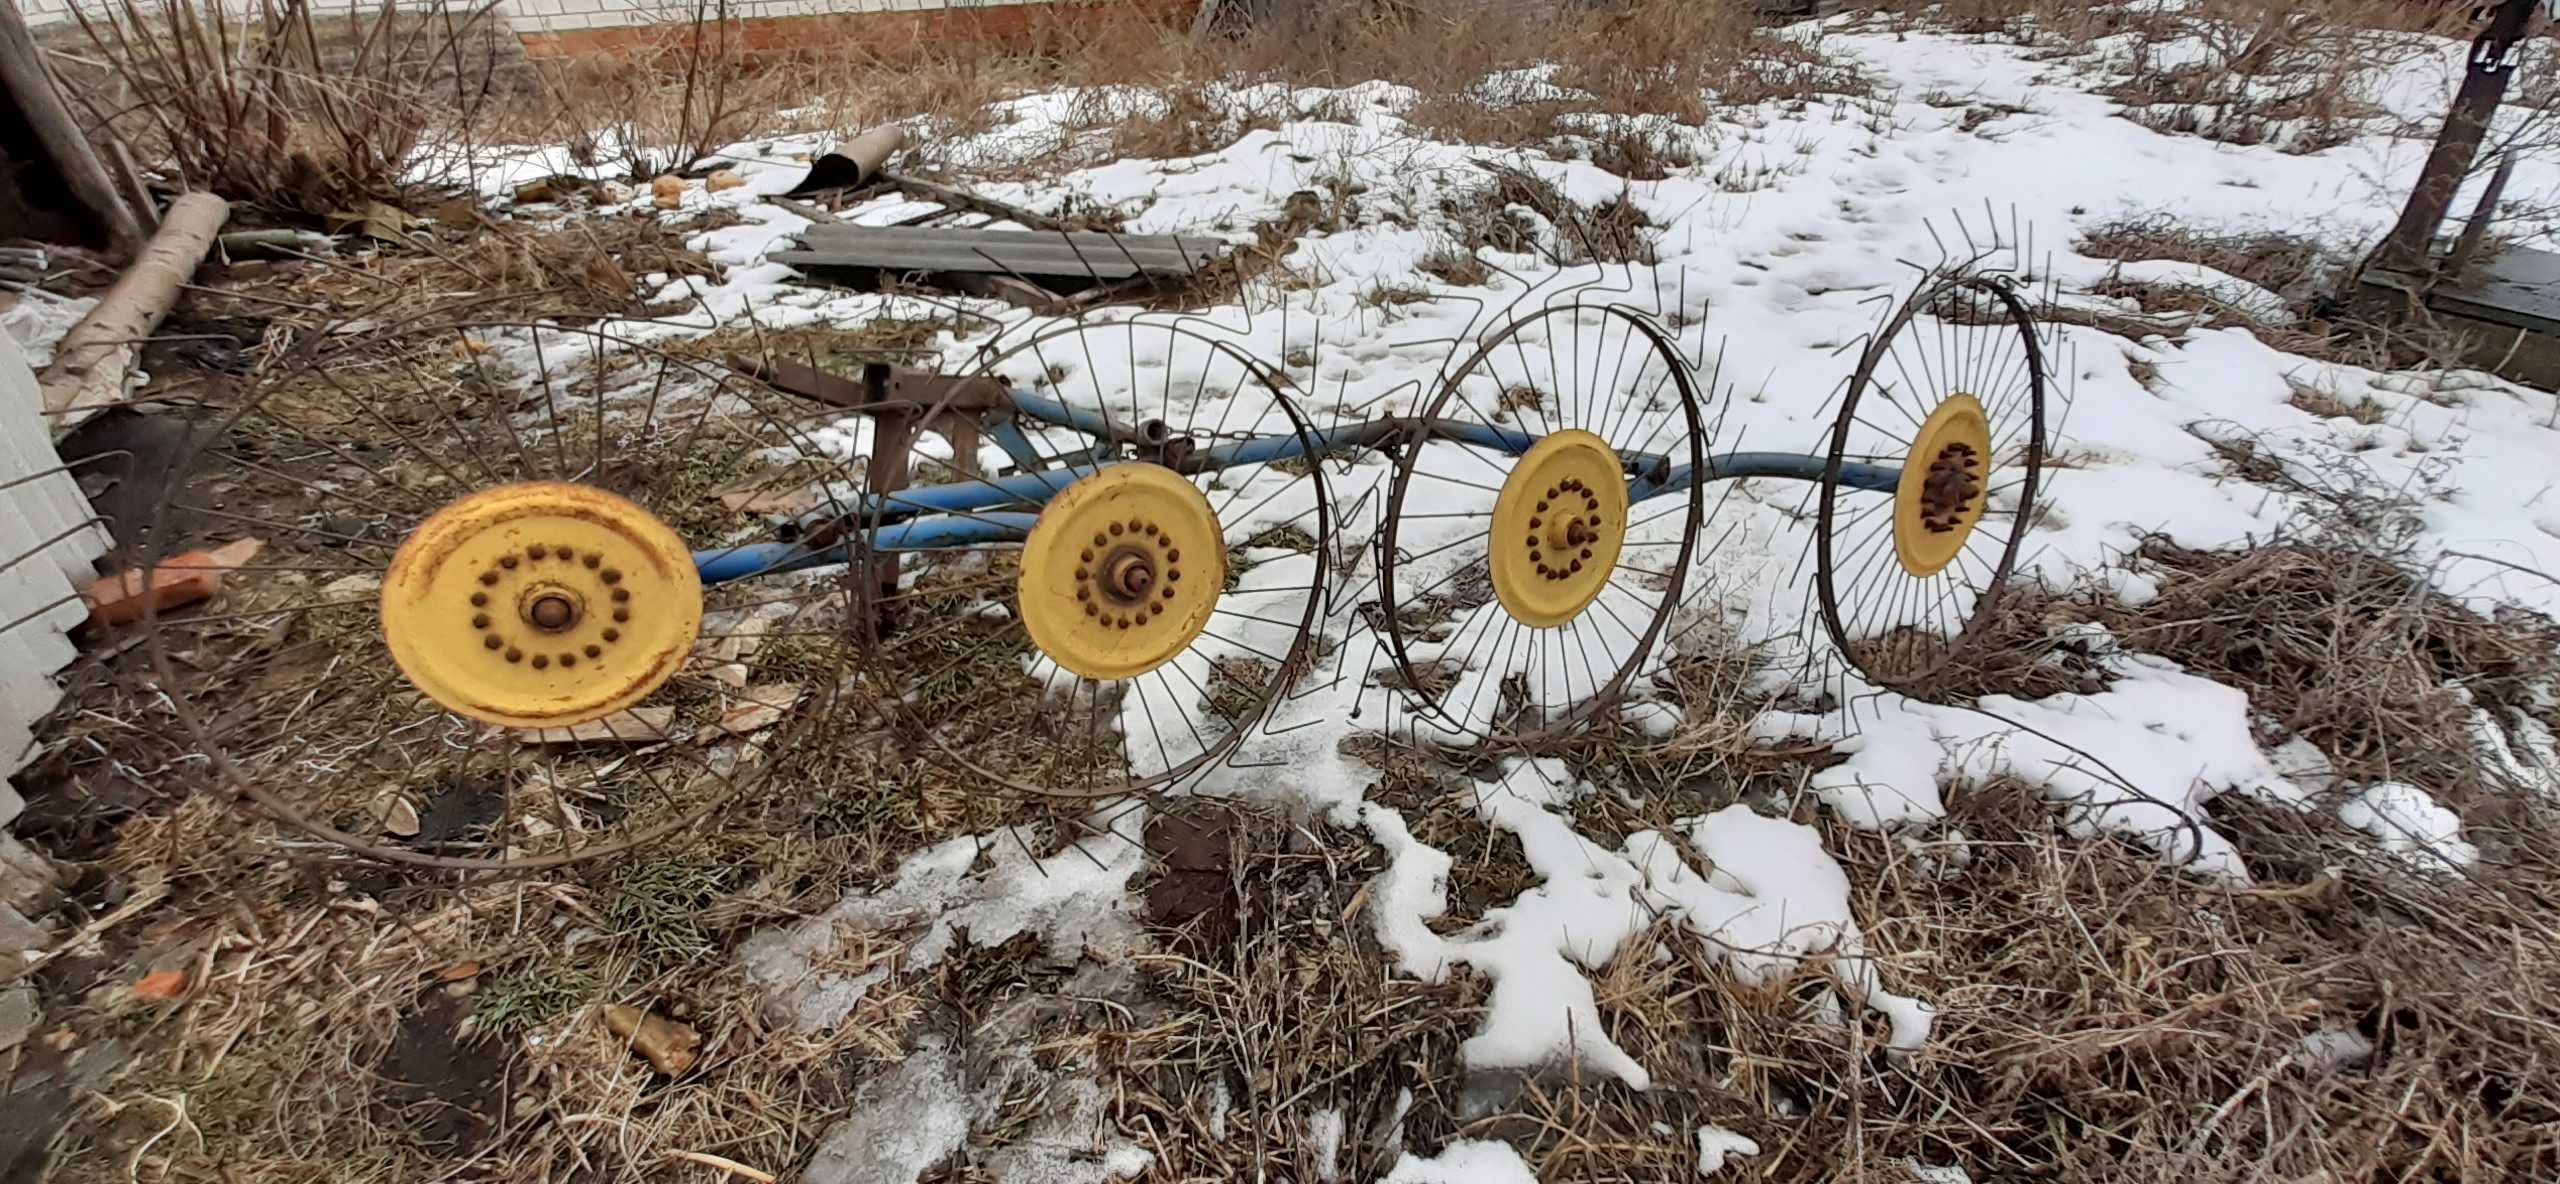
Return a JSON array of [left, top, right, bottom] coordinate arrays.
[[1489, 430, 1629, 628], [1019, 463, 1226, 682], [1892, 394, 1994, 578], [527, 591, 581, 632], [1100, 548, 1157, 603]]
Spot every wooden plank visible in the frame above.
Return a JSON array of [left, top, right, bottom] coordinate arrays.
[[784, 239, 1210, 270], [0, 0, 142, 249], [2435, 243, 2560, 335], [803, 224, 1213, 249], [785, 242, 1213, 273], [773, 248, 1146, 281], [774, 246, 1203, 282], [796, 225, 1215, 256]]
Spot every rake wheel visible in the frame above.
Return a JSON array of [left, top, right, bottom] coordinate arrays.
[[1814, 271, 2048, 693], [850, 316, 1332, 800], [1376, 299, 1709, 744], [136, 319, 868, 873]]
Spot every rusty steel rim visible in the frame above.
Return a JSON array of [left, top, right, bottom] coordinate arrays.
[[1814, 273, 2048, 694]]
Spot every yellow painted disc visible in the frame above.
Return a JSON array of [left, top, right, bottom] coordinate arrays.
[[379, 482, 703, 729], [1018, 463, 1226, 682], [1892, 394, 1994, 578], [1489, 429, 1629, 629]]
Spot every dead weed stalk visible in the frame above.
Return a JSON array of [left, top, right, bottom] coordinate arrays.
[[66, 0, 513, 217]]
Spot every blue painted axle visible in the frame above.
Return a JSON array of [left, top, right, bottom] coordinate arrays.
[[689, 389, 1903, 585]]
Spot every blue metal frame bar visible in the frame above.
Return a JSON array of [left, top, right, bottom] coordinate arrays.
[[713, 389, 1908, 587], [695, 512, 1038, 584]]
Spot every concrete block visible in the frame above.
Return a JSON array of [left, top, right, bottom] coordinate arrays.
[[0, 903, 50, 954]]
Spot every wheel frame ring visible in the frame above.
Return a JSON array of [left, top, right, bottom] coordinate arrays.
[[1814, 273, 2048, 691], [855, 318, 1335, 800], [1377, 301, 1710, 745]]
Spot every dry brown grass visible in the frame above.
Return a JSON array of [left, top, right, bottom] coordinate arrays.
[[63, 0, 517, 218], [2101, 536, 2559, 816], [1859, 0, 2479, 154], [2074, 214, 2484, 370], [1308, 572, 2560, 1182], [2079, 214, 2332, 301], [509, 7, 796, 179]]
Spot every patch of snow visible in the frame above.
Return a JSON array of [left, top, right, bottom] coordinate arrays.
[[739, 816, 1144, 1031], [2337, 782, 2478, 874], [1381, 1140, 1544, 1183], [800, 1040, 975, 1184], [2299, 1027, 2373, 1073], [1762, 655, 2309, 882], [987, 1076, 1153, 1184], [1635, 805, 1934, 1051], [1695, 1124, 1761, 1175], [1308, 1108, 1346, 1181]]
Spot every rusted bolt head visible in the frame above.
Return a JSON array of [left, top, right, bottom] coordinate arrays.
[[527, 594, 577, 632], [1104, 550, 1155, 601]]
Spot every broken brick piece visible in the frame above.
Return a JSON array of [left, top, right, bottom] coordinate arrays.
[[82, 538, 266, 629], [131, 969, 189, 1001]]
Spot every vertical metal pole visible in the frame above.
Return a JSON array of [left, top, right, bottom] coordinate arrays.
[[2372, 0, 2544, 274], [2446, 151, 2520, 279]]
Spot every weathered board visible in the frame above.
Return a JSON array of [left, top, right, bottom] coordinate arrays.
[[2434, 243, 2560, 335], [779, 227, 1223, 282]]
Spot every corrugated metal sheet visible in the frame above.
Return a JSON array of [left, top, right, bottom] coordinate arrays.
[[0, 333, 108, 781], [779, 227, 1222, 282]]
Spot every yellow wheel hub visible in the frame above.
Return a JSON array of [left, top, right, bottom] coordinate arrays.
[[380, 482, 702, 729], [1018, 463, 1226, 682], [1490, 429, 1628, 629], [1893, 394, 1993, 578]]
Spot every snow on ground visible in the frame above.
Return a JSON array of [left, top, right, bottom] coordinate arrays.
[[442, 12, 2560, 1178]]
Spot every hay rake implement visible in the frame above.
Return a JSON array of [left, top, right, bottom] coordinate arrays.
[[136, 242, 2057, 872]]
